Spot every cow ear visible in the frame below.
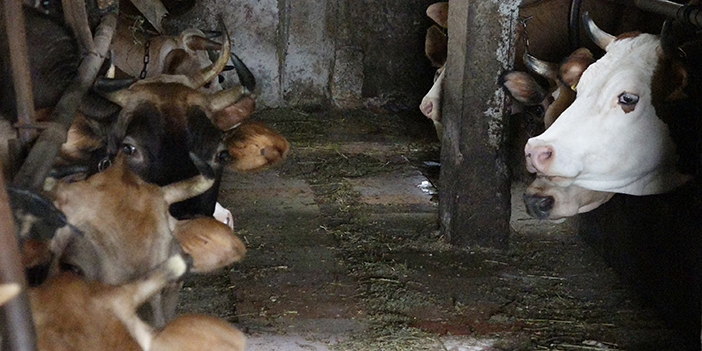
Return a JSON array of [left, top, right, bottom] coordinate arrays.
[[206, 88, 255, 130], [222, 121, 289, 172], [666, 63, 688, 101], [499, 70, 548, 106], [426, 2, 449, 28], [163, 49, 192, 75], [559, 48, 594, 88], [425, 25, 447, 67]]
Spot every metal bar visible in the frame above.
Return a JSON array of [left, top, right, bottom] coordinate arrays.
[[568, 0, 583, 51], [2, 0, 37, 146], [13, 12, 117, 191], [635, 0, 702, 28], [61, 0, 95, 52], [0, 162, 36, 351]]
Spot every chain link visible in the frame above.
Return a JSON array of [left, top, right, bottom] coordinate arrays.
[[518, 15, 533, 55], [139, 40, 150, 79]]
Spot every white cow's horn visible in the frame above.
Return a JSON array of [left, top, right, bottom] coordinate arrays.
[[583, 12, 614, 51]]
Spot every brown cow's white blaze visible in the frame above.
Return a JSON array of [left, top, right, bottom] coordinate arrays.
[[523, 16, 691, 196]]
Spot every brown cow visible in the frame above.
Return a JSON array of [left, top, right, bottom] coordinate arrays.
[[46, 152, 215, 326], [31, 255, 246, 351]]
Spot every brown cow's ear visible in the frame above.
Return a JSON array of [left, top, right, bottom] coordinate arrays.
[[163, 49, 191, 75], [206, 87, 255, 130], [425, 25, 447, 68], [426, 2, 449, 28], [666, 63, 688, 101], [222, 121, 289, 172], [173, 217, 246, 273], [499, 71, 548, 106]]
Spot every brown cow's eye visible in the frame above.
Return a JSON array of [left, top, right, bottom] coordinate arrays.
[[204, 81, 212, 89], [122, 144, 137, 156], [59, 261, 84, 276], [217, 150, 232, 163]]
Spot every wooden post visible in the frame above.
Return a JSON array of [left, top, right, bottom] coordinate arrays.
[[0, 162, 36, 351], [439, 0, 520, 249]]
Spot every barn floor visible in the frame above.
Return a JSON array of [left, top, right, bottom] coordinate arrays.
[[177, 109, 689, 351]]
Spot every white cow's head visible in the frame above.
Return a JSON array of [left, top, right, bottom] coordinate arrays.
[[523, 14, 692, 195]]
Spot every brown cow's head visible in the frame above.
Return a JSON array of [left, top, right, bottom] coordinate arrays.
[[96, 21, 259, 218], [47, 153, 214, 325]]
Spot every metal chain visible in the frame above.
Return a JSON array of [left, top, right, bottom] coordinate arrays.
[[518, 15, 533, 55], [140, 40, 150, 79]]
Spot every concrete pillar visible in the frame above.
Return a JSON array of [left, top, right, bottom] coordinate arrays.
[[439, 0, 519, 249]]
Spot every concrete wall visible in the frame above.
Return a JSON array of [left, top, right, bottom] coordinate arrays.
[[163, 0, 438, 109]]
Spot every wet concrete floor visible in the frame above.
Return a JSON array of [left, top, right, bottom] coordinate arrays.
[[177, 109, 688, 350]]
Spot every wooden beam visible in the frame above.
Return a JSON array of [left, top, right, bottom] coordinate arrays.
[[439, 0, 520, 248], [0, 162, 36, 351]]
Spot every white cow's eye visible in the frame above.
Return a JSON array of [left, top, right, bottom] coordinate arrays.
[[618, 92, 639, 106]]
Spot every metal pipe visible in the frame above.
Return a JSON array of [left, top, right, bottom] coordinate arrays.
[[2, 0, 37, 146], [13, 12, 117, 191], [568, 0, 583, 52], [0, 162, 36, 351], [635, 0, 702, 28]]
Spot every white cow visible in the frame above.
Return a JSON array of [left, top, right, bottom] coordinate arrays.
[[523, 13, 692, 196], [419, 2, 448, 139], [503, 46, 615, 221]]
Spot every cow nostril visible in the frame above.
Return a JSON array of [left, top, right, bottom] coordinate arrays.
[[536, 146, 553, 164], [538, 196, 555, 212], [523, 193, 555, 220]]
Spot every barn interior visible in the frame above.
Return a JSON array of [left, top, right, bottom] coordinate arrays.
[[1, 0, 702, 350]]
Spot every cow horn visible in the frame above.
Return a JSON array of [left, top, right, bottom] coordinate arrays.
[[161, 153, 215, 205], [583, 11, 614, 51], [93, 77, 137, 93], [659, 19, 680, 59], [523, 52, 559, 82], [93, 78, 138, 107], [229, 52, 256, 91], [206, 85, 248, 113], [184, 34, 223, 51], [191, 16, 231, 88]]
